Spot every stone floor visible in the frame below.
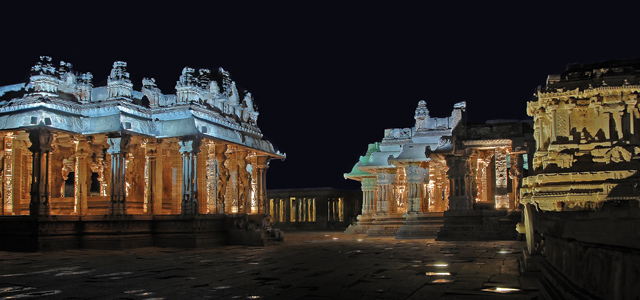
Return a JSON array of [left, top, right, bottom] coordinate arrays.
[[0, 231, 540, 299]]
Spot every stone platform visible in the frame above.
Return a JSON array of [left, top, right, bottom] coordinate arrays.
[[0, 230, 540, 299], [0, 214, 273, 251]]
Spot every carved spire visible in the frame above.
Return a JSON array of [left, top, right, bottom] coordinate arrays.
[[220, 68, 239, 106], [414, 100, 429, 130], [107, 61, 133, 100], [29, 56, 59, 94]]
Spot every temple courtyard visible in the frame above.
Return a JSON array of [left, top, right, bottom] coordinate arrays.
[[0, 231, 539, 300]]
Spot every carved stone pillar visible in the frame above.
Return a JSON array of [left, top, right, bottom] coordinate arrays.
[[179, 139, 201, 215], [2, 133, 14, 215], [143, 139, 162, 215], [28, 130, 54, 216], [405, 164, 428, 214], [224, 146, 238, 213], [216, 144, 228, 214], [107, 135, 130, 215], [74, 137, 90, 215], [494, 147, 509, 209], [509, 151, 524, 210], [205, 141, 219, 214], [445, 155, 472, 211], [237, 150, 250, 214], [254, 155, 270, 214], [375, 170, 396, 215], [361, 177, 376, 215]]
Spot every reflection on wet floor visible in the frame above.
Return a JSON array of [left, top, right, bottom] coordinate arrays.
[[0, 231, 538, 299]]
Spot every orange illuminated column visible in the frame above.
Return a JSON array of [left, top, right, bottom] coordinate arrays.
[[74, 136, 90, 215], [2, 133, 14, 215]]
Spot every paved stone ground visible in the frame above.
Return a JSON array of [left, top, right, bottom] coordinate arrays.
[[0, 231, 540, 299]]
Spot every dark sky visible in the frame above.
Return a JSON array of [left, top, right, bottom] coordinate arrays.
[[2, 3, 639, 190]]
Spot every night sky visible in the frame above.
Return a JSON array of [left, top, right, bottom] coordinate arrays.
[[2, 3, 639, 190]]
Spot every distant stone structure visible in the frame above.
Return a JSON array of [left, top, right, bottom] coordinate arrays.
[[519, 59, 640, 299], [345, 101, 533, 239], [0, 57, 284, 250], [267, 188, 362, 230]]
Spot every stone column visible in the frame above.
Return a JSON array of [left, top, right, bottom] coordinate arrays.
[[179, 139, 201, 215], [74, 137, 90, 215], [405, 163, 427, 214], [2, 133, 14, 215], [144, 139, 162, 215], [28, 130, 54, 216], [509, 151, 524, 210], [445, 155, 472, 211], [255, 156, 269, 214], [107, 135, 130, 215], [204, 141, 218, 214], [361, 177, 376, 215], [494, 147, 509, 209], [224, 146, 237, 213], [375, 170, 396, 215]]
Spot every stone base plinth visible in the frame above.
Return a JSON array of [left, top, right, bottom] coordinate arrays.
[[396, 212, 444, 239], [366, 213, 405, 236], [436, 209, 520, 241], [345, 214, 375, 234], [0, 214, 257, 251]]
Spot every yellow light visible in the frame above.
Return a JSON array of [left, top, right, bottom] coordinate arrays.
[[431, 279, 453, 283], [425, 272, 450, 276], [427, 263, 448, 267], [480, 287, 521, 293]]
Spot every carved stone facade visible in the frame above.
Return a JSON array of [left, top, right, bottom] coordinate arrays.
[[345, 100, 532, 239], [519, 59, 640, 300], [0, 57, 285, 250]]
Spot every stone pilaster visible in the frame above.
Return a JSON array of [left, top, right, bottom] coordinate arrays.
[[107, 135, 130, 215], [179, 139, 201, 215], [28, 130, 54, 216]]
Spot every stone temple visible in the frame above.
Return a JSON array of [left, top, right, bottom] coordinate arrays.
[[0, 56, 285, 250], [344, 100, 532, 240], [518, 59, 640, 299]]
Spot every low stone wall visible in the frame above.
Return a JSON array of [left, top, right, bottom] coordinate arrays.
[[532, 202, 640, 300], [436, 210, 520, 241], [0, 214, 238, 251]]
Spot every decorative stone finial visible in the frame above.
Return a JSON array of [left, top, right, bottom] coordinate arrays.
[[414, 100, 429, 119], [107, 61, 133, 100]]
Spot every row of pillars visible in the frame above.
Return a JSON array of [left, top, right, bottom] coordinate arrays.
[[26, 130, 271, 217]]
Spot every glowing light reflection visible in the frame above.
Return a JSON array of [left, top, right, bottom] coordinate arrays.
[[431, 279, 454, 283], [426, 263, 448, 267], [480, 287, 521, 293], [425, 272, 450, 276]]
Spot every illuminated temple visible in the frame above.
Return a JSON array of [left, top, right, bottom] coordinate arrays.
[[0, 57, 285, 250], [518, 59, 640, 299], [344, 101, 533, 239]]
